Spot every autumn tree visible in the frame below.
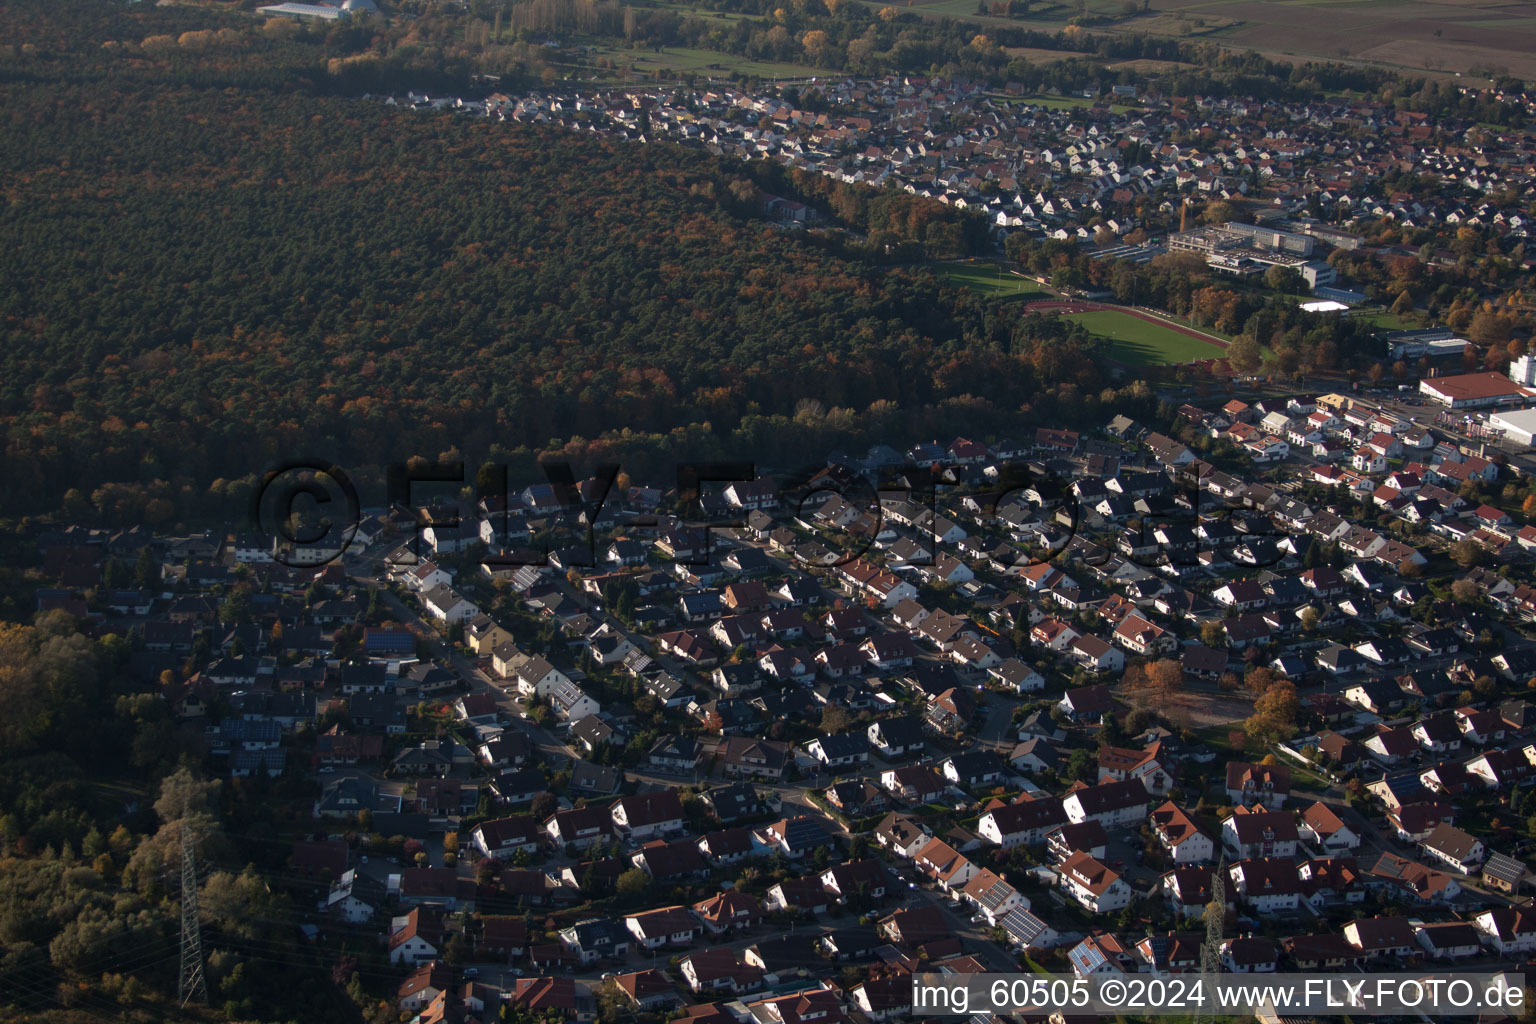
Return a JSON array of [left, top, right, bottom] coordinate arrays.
[[1450, 539, 1484, 568], [1243, 665, 1278, 697], [1226, 336, 1262, 374], [1145, 658, 1183, 702], [1121, 662, 1146, 692], [153, 765, 219, 822], [1469, 307, 1515, 347], [1202, 201, 1236, 225], [820, 704, 853, 734], [1243, 680, 1299, 742], [0, 618, 100, 755], [200, 867, 287, 942]]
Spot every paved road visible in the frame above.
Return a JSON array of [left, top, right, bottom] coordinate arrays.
[[977, 695, 1022, 751]]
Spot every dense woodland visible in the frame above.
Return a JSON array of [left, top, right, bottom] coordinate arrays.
[[0, 0, 1530, 522], [0, 0, 1138, 524], [0, 611, 359, 1024], [0, 75, 1085, 519]]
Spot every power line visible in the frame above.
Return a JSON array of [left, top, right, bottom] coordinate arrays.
[[1, 949, 185, 1024], [178, 822, 208, 1007]]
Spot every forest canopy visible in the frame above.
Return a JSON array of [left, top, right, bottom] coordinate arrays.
[[0, 71, 1109, 520]]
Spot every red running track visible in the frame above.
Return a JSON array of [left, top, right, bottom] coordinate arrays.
[[1023, 300, 1231, 351]]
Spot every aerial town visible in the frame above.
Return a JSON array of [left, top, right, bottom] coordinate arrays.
[[37, 357, 1536, 1021], [396, 72, 1536, 262], [15, 2, 1536, 1021]]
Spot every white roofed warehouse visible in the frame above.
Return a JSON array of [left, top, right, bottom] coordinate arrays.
[[258, 0, 379, 20], [1489, 407, 1536, 446]]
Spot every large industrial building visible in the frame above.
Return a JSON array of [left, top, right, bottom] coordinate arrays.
[[1510, 353, 1536, 386], [257, 0, 378, 20], [1382, 328, 1470, 361], [1488, 408, 1536, 446], [1419, 372, 1534, 410]]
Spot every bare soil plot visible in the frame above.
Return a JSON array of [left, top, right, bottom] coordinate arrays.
[[1001, 45, 1095, 61], [1148, 0, 1536, 75]]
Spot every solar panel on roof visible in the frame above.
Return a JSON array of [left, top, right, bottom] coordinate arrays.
[[1485, 852, 1527, 882]]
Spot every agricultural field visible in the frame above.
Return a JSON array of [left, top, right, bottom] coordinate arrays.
[[860, 0, 1536, 80], [1106, 57, 1197, 74], [1142, 0, 1536, 79], [1065, 308, 1228, 367], [937, 261, 1051, 298], [570, 43, 830, 81], [999, 45, 1094, 62]]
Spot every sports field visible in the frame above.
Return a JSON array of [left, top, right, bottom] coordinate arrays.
[[1066, 309, 1228, 367], [1352, 309, 1419, 331], [938, 262, 1050, 298]]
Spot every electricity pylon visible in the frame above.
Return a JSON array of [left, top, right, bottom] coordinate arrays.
[[177, 822, 207, 1007], [1195, 857, 1226, 1024]]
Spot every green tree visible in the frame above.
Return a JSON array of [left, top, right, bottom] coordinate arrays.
[[1263, 264, 1303, 294], [1063, 748, 1097, 783], [1302, 537, 1323, 569], [616, 868, 650, 896], [134, 546, 158, 588]]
